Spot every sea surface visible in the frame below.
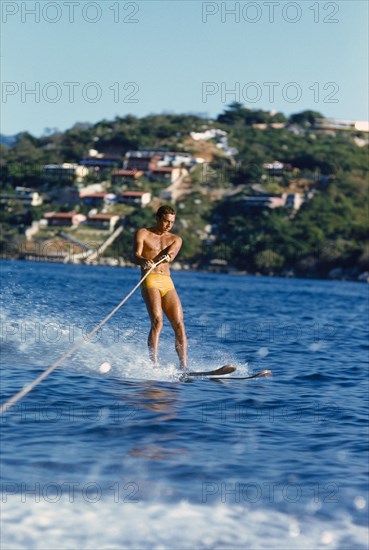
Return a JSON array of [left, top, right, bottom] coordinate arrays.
[[0, 260, 368, 549]]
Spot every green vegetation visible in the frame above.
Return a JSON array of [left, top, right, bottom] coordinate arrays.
[[207, 175, 368, 277], [1, 106, 368, 279]]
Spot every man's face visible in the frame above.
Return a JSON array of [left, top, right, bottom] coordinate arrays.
[[157, 213, 175, 232]]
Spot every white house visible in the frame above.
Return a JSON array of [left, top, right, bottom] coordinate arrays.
[[124, 150, 195, 171], [314, 118, 369, 132], [190, 129, 227, 141], [156, 152, 194, 168], [263, 161, 284, 171]]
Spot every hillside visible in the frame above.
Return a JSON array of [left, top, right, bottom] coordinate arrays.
[[1, 105, 368, 281]]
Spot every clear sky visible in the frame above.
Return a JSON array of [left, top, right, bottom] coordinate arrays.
[[1, 0, 368, 136]]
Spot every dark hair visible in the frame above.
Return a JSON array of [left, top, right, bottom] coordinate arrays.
[[156, 205, 176, 219]]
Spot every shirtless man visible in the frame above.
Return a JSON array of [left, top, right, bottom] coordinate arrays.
[[133, 205, 187, 369]]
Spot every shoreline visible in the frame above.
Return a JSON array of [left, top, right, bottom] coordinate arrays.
[[1, 255, 368, 284]]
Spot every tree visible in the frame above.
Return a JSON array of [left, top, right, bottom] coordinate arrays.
[[255, 249, 285, 273], [217, 103, 274, 126], [289, 110, 323, 126]]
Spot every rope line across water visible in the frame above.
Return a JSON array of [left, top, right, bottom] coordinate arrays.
[[0, 259, 167, 415]]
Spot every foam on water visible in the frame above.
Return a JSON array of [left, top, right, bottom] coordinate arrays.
[[1, 262, 251, 387], [2, 262, 368, 550], [1, 497, 367, 550]]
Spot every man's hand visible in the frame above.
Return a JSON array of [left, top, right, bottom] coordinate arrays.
[[142, 255, 169, 269], [142, 259, 155, 270]]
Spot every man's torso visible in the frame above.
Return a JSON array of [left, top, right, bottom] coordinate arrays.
[[141, 228, 177, 274]]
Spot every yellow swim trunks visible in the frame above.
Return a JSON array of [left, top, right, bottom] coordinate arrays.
[[143, 273, 175, 297]]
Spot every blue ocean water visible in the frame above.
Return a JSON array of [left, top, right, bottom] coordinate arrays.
[[1, 260, 368, 549]]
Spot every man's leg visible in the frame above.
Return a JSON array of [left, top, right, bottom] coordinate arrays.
[[142, 288, 163, 365], [162, 290, 187, 369]]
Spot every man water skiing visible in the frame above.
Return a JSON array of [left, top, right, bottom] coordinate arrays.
[[133, 205, 187, 369]]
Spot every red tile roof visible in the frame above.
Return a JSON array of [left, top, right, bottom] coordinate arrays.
[[44, 212, 76, 219], [114, 170, 143, 177], [80, 192, 107, 199], [88, 214, 119, 220]]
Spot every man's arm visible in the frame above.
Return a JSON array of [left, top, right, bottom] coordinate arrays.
[[160, 235, 183, 263], [132, 229, 154, 268]]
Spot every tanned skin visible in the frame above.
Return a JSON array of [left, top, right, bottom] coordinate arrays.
[[133, 210, 187, 368]]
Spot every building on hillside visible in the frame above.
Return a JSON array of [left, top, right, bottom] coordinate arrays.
[[80, 152, 122, 173], [112, 169, 144, 185], [190, 129, 238, 157], [118, 191, 151, 207], [285, 193, 304, 211], [80, 192, 109, 206], [15, 187, 43, 206], [124, 151, 161, 172], [124, 150, 195, 172], [251, 123, 287, 130], [190, 129, 227, 141], [262, 161, 294, 176], [270, 122, 287, 129], [79, 184, 105, 197], [85, 214, 120, 232], [44, 163, 89, 183], [42, 212, 86, 227], [149, 167, 184, 184], [240, 195, 287, 211], [314, 118, 369, 132], [156, 152, 193, 167], [0, 187, 43, 207], [252, 123, 268, 130]]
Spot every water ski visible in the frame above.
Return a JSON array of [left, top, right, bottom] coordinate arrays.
[[210, 369, 272, 380], [180, 364, 236, 380]]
